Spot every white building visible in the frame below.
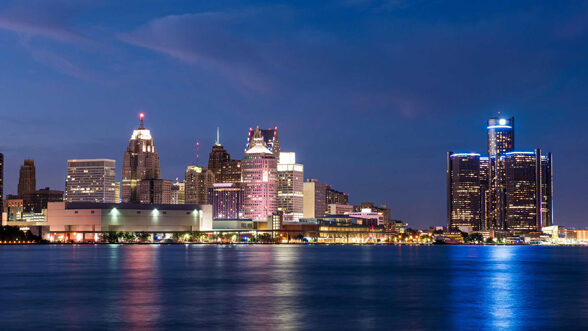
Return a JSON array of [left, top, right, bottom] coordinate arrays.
[[66, 159, 116, 203], [47, 202, 212, 234], [346, 208, 384, 226], [277, 152, 304, 221]]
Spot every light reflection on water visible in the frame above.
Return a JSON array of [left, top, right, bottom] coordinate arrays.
[[1, 245, 588, 329]]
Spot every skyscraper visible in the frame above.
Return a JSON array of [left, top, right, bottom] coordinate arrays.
[[326, 185, 349, 206], [242, 127, 278, 221], [185, 165, 215, 204], [171, 180, 185, 204], [18, 159, 36, 196], [66, 159, 116, 203], [208, 183, 243, 219], [504, 150, 553, 233], [208, 128, 242, 184], [277, 152, 304, 221], [138, 179, 172, 204], [122, 113, 162, 203], [447, 153, 483, 232], [246, 126, 281, 160], [447, 116, 553, 233], [303, 179, 327, 218]]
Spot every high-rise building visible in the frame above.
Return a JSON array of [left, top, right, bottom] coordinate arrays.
[[447, 116, 553, 233], [246, 126, 281, 160], [326, 186, 349, 206], [185, 165, 215, 204], [303, 179, 327, 218], [277, 152, 304, 221], [0, 153, 3, 215], [171, 180, 185, 204], [447, 153, 483, 232], [66, 159, 116, 203], [138, 179, 171, 204], [18, 159, 36, 196], [115, 182, 121, 203], [208, 183, 243, 219], [504, 150, 553, 233], [208, 128, 242, 184], [242, 127, 278, 221], [122, 114, 162, 203], [22, 187, 64, 213]]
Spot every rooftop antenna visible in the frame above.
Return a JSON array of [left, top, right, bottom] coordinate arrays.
[[139, 113, 145, 128], [196, 141, 200, 166], [215, 127, 220, 146]]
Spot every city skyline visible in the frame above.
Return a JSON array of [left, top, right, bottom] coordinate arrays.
[[0, 1, 586, 228]]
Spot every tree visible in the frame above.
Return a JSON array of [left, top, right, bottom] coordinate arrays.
[[136, 232, 150, 242], [100, 231, 118, 243], [468, 233, 484, 244]]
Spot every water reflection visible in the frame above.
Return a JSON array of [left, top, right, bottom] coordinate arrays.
[[1, 245, 588, 329]]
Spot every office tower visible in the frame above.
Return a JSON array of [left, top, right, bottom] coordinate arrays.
[[65, 159, 116, 203], [277, 152, 304, 221], [447, 153, 483, 232], [0, 153, 3, 214], [122, 114, 161, 203], [242, 127, 278, 221], [246, 126, 281, 160], [326, 186, 349, 205], [138, 179, 171, 204], [208, 183, 243, 219], [171, 180, 185, 204], [22, 187, 63, 213], [487, 117, 514, 157], [115, 182, 121, 203], [208, 128, 242, 184], [447, 116, 554, 233], [185, 165, 215, 204], [504, 150, 553, 233], [18, 159, 36, 196], [303, 179, 327, 218]]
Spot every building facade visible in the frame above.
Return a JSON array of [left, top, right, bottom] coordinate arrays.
[[277, 152, 304, 221], [171, 181, 185, 204], [242, 127, 278, 222], [326, 186, 349, 206], [447, 117, 553, 233], [185, 166, 215, 204], [208, 183, 243, 219], [303, 179, 327, 218], [18, 159, 36, 196], [138, 179, 171, 204], [66, 159, 116, 203], [447, 153, 483, 232], [122, 114, 162, 203]]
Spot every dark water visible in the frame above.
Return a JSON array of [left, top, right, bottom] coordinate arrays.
[[1, 245, 588, 330]]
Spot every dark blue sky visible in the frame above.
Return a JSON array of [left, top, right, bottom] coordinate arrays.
[[1, 0, 587, 228]]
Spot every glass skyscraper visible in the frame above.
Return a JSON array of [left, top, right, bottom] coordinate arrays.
[[447, 116, 553, 233], [66, 159, 116, 203]]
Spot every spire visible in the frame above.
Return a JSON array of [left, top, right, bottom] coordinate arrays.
[[139, 113, 145, 129], [196, 141, 200, 166], [246, 126, 272, 154], [215, 127, 221, 146]]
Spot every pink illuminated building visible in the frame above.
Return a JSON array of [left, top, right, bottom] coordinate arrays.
[[242, 127, 278, 221]]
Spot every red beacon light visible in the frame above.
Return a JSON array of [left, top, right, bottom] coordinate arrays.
[[139, 113, 145, 119]]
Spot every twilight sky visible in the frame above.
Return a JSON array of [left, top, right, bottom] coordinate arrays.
[[1, 0, 587, 228]]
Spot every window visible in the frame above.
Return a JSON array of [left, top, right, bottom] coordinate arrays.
[[137, 211, 141, 214]]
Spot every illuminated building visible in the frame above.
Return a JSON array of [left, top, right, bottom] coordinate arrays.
[[138, 179, 171, 204], [327, 203, 353, 215], [356, 202, 391, 224], [246, 126, 281, 160], [208, 183, 243, 219], [18, 159, 36, 196], [303, 179, 327, 218], [122, 113, 162, 203], [46, 202, 213, 235], [0, 153, 3, 215], [185, 165, 214, 204], [447, 153, 483, 232], [22, 188, 64, 213], [171, 180, 185, 204], [269, 212, 283, 230], [504, 150, 553, 233], [326, 186, 349, 205], [277, 152, 304, 221], [65, 159, 116, 203], [241, 127, 278, 221], [447, 116, 554, 233], [115, 182, 121, 203], [347, 208, 384, 226], [208, 128, 242, 184]]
